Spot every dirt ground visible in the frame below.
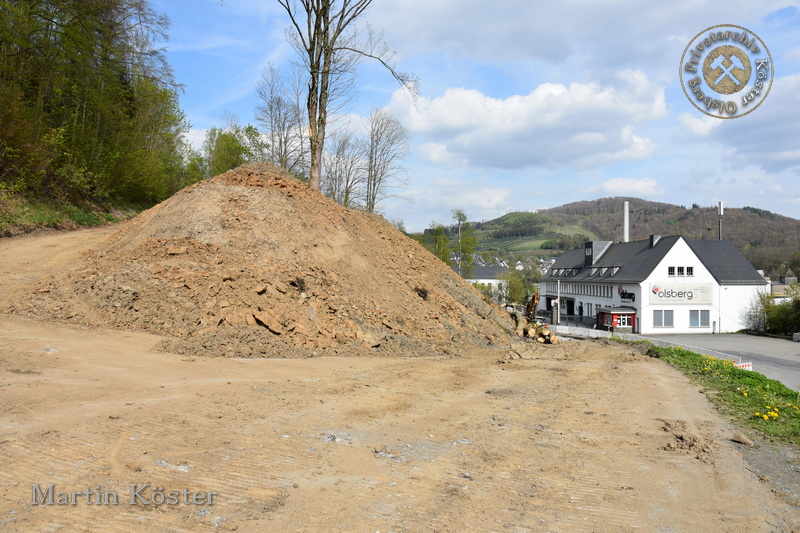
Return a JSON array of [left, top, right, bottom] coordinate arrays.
[[1, 226, 800, 532]]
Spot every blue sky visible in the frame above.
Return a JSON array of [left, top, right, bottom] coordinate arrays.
[[152, 0, 800, 232]]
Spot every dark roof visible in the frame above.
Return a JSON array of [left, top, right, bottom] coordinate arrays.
[[542, 235, 680, 284], [543, 236, 766, 286], [467, 264, 508, 279], [686, 240, 767, 285]]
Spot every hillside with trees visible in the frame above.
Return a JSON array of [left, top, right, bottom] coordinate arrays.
[[424, 198, 800, 279], [0, 0, 198, 231]]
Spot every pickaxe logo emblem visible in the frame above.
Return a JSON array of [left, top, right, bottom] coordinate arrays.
[[710, 54, 744, 84], [703, 46, 751, 95]]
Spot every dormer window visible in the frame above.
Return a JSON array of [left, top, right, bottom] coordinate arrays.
[[611, 267, 620, 276], [590, 268, 597, 276], [600, 267, 608, 276]]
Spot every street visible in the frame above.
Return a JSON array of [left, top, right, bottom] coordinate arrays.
[[646, 333, 800, 391]]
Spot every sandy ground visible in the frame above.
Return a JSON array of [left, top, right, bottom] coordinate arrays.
[[1, 227, 799, 532]]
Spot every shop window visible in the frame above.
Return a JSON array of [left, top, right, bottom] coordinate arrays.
[[618, 315, 631, 327], [690, 310, 710, 327], [653, 310, 674, 328]]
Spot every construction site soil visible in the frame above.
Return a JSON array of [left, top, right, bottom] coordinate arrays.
[[8, 164, 513, 359], [1, 165, 798, 531]]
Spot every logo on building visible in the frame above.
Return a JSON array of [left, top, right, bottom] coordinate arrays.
[[680, 24, 773, 119], [618, 286, 635, 302], [650, 283, 713, 304]]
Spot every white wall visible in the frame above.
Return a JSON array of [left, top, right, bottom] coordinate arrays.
[[537, 238, 766, 334], [640, 238, 717, 334]]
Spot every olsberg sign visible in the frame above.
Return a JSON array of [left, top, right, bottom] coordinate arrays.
[[649, 283, 712, 305]]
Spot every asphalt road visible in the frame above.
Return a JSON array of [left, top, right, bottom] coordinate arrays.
[[646, 333, 800, 391]]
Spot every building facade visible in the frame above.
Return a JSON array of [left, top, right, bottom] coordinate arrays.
[[538, 235, 768, 334]]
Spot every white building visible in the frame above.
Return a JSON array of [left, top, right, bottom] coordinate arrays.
[[538, 235, 768, 334]]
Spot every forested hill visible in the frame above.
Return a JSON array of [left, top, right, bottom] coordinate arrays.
[[474, 197, 800, 277], [0, 1, 200, 235]]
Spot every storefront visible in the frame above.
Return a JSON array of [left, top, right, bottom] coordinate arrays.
[[597, 307, 636, 333]]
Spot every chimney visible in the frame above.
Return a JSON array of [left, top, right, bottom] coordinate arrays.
[[650, 234, 661, 248], [623, 201, 630, 243]]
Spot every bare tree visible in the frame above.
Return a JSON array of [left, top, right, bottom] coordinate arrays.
[[276, 0, 417, 190], [322, 130, 364, 208], [289, 67, 311, 177], [364, 108, 408, 213], [254, 63, 306, 174]]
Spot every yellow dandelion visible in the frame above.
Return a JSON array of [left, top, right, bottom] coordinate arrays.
[[762, 415, 769, 420], [755, 412, 760, 417], [743, 392, 748, 397]]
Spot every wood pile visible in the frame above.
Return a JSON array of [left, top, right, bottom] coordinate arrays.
[[512, 310, 559, 345], [527, 322, 559, 344]]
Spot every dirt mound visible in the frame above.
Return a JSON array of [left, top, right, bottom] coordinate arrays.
[[11, 163, 514, 357]]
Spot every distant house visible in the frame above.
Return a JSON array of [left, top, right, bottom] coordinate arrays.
[[539, 235, 768, 334], [462, 262, 509, 298]]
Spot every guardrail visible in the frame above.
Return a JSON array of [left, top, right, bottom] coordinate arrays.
[[550, 324, 748, 368]]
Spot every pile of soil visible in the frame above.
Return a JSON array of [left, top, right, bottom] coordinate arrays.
[[11, 163, 514, 357]]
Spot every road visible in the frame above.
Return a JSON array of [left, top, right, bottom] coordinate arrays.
[[647, 333, 800, 391]]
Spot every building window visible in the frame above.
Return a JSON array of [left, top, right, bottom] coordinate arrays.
[[677, 266, 685, 276], [687, 266, 694, 277], [618, 314, 631, 327], [653, 310, 674, 328], [690, 310, 710, 327], [668, 266, 675, 276]]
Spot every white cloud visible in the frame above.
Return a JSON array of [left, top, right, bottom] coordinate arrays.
[[366, 0, 777, 72], [678, 113, 721, 136], [786, 46, 800, 62], [708, 74, 800, 173], [591, 177, 664, 197], [388, 70, 665, 171], [417, 143, 466, 166], [183, 129, 208, 152]]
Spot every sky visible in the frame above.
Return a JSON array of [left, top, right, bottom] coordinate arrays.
[[151, 0, 800, 232]]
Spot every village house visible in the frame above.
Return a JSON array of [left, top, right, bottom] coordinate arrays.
[[538, 234, 768, 334]]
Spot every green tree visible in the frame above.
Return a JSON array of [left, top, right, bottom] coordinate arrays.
[[424, 224, 451, 266], [499, 270, 527, 305], [0, 0, 189, 206], [450, 209, 479, 278], [203, 127, 250, 178]]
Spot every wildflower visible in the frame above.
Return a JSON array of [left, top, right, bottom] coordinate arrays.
[[755, 412, 760, 417], [770, 411, 778, 418], [762, 415, 769, 420], [743, 392, 748, 397]]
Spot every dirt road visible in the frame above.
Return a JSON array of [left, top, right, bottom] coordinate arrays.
[[1, 227, 799, 532]]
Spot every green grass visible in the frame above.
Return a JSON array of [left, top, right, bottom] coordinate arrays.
[[0, 191, 123, 233], [71, 207, 106, 226], [643, 343, 800, 445]]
